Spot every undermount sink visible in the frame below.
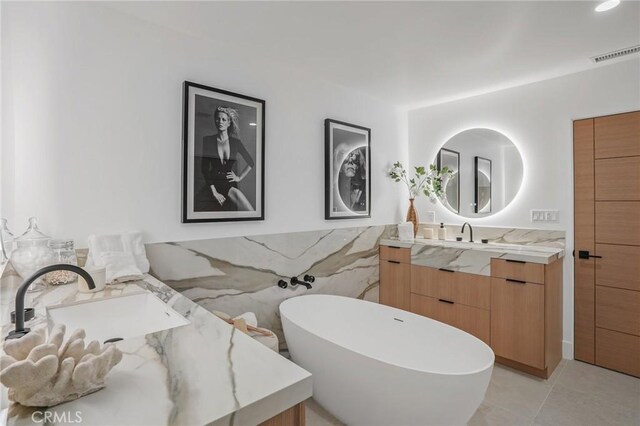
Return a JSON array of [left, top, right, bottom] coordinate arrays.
[[444, 240, 518, 250], [46, 291, 190, 343]]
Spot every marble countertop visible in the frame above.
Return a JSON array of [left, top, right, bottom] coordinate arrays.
[[0, 273, 312, 426], [380, 238, 565, 275]]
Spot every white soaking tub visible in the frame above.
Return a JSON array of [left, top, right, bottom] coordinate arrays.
[[280, 294, 494, 426]]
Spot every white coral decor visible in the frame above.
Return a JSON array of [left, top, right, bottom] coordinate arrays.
[[0, 324, 122, 407]]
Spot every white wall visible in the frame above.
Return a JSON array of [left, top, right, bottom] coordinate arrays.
[[1, 2, 407, 245], [409, 58, 640, 357]]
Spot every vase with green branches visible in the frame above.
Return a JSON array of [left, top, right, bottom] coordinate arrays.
[[388, 162, 451, 236]]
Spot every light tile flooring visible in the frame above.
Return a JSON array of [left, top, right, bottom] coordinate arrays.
[[305, 360, 640, 426]]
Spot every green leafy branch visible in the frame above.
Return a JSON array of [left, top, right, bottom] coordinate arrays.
[[388, 161, 452, 201]]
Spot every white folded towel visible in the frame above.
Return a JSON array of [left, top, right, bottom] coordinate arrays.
[[99, 252, 143, 283], [86, 231, 150, 283]]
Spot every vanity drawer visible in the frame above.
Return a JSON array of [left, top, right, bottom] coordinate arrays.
[[411, 265, 490, 310], [410, 293, 490, 345], [380, 245, 411, 263], [596, 286, 640, 336], [491, 259, 545, 284], [380, 260, 411, 311]]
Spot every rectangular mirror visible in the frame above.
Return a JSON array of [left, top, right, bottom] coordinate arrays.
[[474, 156, 491, 214], [437, 148, 460, 213]]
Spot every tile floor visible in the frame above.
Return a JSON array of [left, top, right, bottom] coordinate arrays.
[[305, 360, 640, 426]]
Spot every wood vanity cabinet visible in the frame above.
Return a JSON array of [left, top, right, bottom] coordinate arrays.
[[379, 246, 411, 310], [377, 245, 563, 379], [410, 266, 491, 345], [490, 258, 563, 378], [260, 402, 305, 426]]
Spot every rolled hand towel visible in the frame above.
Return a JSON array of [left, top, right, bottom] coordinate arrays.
[[99, 252, 144, 283], [86, 231, 150, 277], [86, 232, 149, 283]]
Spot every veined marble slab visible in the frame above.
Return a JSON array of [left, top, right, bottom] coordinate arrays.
[[380, 238, 565, 276], [146, 226, 395, 349], [419, 224, 565, 248], [1, 275, 311, 426]]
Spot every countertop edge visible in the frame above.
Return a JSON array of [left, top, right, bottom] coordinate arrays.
[[379, 238, 565, 265]]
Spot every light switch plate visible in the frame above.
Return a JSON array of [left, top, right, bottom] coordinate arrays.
[[424, 211, 435, 224], [531, 209, 560, 223]]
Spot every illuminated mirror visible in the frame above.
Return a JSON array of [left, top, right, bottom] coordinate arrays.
[[436, 129, 523, 218]]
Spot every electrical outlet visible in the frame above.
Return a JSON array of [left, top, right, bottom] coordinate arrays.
[[531, 210, 560, 223]]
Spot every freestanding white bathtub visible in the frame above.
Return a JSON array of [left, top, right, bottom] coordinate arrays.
[[280, 294, 494, 426]]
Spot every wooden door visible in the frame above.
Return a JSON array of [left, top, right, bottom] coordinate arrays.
[[574, 110, 640, 377], [379, 259, 411, 310]]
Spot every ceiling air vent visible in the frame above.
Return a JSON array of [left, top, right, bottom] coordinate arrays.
[[591, 45, 640, 63]]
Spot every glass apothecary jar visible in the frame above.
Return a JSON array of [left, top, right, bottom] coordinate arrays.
[[1, 218, 15, 262], [44, 239, 78, 285], [10, 217, 55, 289]]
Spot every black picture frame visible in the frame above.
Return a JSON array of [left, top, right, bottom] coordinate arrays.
[[324, 119, 371, 220], [437, 148, 460, 214], [182, 81, 265, 223], [474, 156, 492, 214]]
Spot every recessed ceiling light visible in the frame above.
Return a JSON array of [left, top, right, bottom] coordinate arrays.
[[249, 122, 257, 126], [595, 0, 620, 12]]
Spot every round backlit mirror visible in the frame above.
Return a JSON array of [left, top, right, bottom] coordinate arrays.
[[435, 128, 523, 218]]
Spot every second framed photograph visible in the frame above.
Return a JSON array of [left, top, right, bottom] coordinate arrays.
[[325, 119, 371, 219], [182, 81, 265, 223]]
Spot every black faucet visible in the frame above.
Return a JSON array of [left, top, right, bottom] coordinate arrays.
[[6, 264, 96, 340], [291, 276, 312, 289], [461, 222, 474, 243]]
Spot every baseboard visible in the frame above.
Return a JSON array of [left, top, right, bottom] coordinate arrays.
[[562, 340, 574, 359]]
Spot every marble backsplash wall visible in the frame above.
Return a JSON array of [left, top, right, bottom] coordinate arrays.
[[420, 224, 566, 248], [0, 223, 563, 349], [146, 225, 395, 347]]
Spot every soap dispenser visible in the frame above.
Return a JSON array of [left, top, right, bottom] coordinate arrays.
[[437, 223, 447, 240]]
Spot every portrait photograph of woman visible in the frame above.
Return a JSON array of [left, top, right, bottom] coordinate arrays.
[[182, 81, 265, 223], [324, 119, 371, 219]]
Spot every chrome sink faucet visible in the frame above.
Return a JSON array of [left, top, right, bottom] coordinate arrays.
[[461, 222, 474, 243], [6, 264, 95, 340]]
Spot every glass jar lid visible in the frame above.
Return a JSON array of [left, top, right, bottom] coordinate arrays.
[[14, 217, 50, 247], [1, 218, 14, 238]]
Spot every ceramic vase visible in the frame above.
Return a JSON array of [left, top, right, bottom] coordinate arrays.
[[406, 199, 419, 237]]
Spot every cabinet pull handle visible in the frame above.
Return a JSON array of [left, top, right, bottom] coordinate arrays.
[[438, 298, 454, 304], [505, 259, 526, 264], [438, 268, 455, 273], [388, 260, 401, 264], [506, 278, 527, 284], [388, 246, 401, 249]]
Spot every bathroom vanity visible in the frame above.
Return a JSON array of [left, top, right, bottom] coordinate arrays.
[[379, 238, 565, 378], [0, 273, 311, 426]]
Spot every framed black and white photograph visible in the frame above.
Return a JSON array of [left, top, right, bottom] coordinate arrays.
[[474, 156, 492, 214], [182, 81, 265, 223], [325, 119, 371, 219], [437, 148, 460, 214]]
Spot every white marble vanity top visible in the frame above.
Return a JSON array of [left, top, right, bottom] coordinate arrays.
[[380, 238, 565, 275], [0, 274, 312, 426]]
